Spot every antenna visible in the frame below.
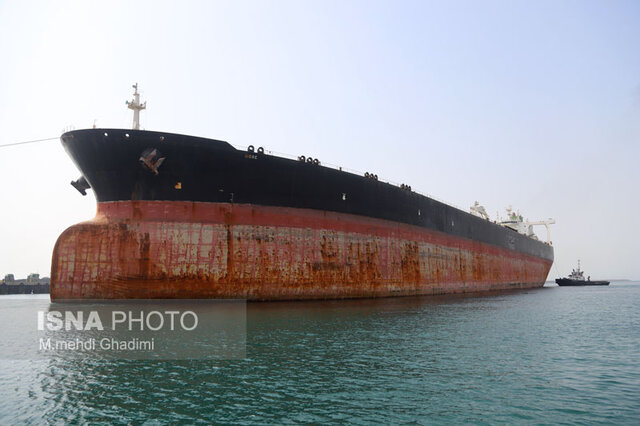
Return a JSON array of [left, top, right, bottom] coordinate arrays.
[[125, 83, 146, 130]]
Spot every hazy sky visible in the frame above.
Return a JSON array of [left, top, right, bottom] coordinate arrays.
[[1, 0, 639, 280]]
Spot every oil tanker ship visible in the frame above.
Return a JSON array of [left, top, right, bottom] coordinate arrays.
[[50, 85, 554, 300]]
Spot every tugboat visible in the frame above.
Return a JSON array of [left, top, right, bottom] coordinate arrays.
[[555, 260, 609, 286]]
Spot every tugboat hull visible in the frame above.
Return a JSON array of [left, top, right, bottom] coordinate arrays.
[[555, 278, 609, 286]]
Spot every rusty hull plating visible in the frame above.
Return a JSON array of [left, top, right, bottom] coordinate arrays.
[[50, 201, 552, 300]]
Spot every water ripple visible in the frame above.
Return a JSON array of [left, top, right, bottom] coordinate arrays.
[[1, 283, 639, 423]]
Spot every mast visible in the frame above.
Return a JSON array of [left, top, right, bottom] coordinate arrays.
[[126, 83, 146, 130]]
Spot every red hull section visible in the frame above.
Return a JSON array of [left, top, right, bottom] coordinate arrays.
[[50, 201, 552, 300]]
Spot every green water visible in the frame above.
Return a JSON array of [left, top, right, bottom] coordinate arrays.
[[1, 283, 639, 424]]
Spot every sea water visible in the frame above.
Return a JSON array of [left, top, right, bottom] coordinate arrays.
[[0, 282, 638, 424]]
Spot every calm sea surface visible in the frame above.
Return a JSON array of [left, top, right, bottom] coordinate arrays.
[[1, 282, 639, 424]]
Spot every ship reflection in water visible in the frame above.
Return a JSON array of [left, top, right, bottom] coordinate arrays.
[[1, 282, 639, 423]]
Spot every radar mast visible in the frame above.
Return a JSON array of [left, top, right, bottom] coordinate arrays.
[[126, 83, 146, 130]]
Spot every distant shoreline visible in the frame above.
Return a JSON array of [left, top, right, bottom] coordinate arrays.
[[0, 283, 50, 295]]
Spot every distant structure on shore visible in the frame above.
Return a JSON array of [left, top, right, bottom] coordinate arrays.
[[1, 273, 50, 294]]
